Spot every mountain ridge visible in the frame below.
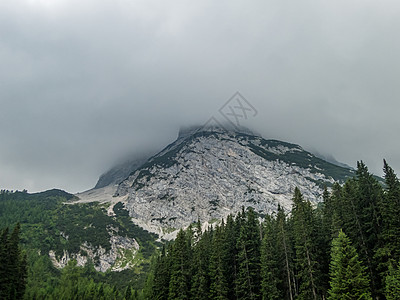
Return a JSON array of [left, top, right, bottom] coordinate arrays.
[[78, 126, 355, 238], [94, 125, 351, 190]]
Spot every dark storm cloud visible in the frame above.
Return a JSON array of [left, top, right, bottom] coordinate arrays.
[[1, 0, 400, 192]]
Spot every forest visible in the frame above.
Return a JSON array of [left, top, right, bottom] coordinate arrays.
[[145, 160, 400, 300], [1, 160, 400, 299]]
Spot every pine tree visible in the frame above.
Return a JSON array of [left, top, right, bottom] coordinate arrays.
[[317, 187, 334, 298], [153, 246, 171, 300], [328, 230, 372, 300], [223, 214, 239, 299], [235, 207, 261, 300], [276, 207, 296, 300], [168, 229, 192, 300], [291, 187, 321, 300], [260, 215, 281, 300], [16, 251, 27, 300], [209, 224, 228, 300], [379, 160, 400, 267], [191, 224, 211, 300], [337, 162, 383, 297]]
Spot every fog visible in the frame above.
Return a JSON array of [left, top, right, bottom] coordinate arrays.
[[1, 0, 400, 192]]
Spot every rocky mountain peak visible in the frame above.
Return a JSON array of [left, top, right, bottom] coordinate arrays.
[[87, 127, 355, 237], [178, 124, 260, 139]]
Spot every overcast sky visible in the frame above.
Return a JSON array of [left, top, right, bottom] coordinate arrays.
[[1, 0, 400, 193]]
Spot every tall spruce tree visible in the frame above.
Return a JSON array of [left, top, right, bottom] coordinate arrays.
[[291, 187, 321, 300], [236, 208, 261, 300], [260, 215, 281, 300], [191, 224, 211, 300], [315, 186, 337, 297], [168, 229, 192, 300], [153, 246, 171, 300], [379, 160, 400, 267], [223, 214, 239, 299], [338, 162, 383, 297], [209, 224, 228, 300], [275, 206, 296, 300], [328, 230, 372, 300]]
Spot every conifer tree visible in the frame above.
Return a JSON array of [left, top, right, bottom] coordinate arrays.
[[316, 188, 332, 298], [168, 229, 192, 300], [276, 206, 296, 300], [291, 188, 321, 300], [339, 162, 383, 296], [379, 160, 400, 266], [191, 223, 211, 300], [223, 214, 239, 299], [328, 230, 372, 300], [153, 246, 171, 300], [209, 224, 228, 300], [260, 215, 281, 299], [235, 207, 261, 300], [356, 162, 382, 261]]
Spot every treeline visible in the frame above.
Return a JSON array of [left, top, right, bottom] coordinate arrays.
[[146, 161, 400, 299]]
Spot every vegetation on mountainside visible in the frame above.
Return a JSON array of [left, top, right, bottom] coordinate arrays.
[[0, 190, 159, 298], [1, 160, 400, 299], [145, 160, 400, 300]]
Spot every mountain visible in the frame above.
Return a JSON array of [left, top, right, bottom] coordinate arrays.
[[0, 125, 357, 293], [94, 156, 151, 189], [78, 126, 355, 237]]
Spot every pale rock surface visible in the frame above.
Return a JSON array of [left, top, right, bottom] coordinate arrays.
[[75, 127, 354, 240], [49, 234, 139, 272]]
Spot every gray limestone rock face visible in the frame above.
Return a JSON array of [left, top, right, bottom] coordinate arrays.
[[75, 126, 354, 241], [49, 234, 139, 272], [112, 128, 354, 235]]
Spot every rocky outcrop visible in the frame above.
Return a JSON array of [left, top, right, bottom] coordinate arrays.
[[49, 234, 139, 272]]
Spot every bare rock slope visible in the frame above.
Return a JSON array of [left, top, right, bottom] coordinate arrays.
[[79, 127, 354, 236]]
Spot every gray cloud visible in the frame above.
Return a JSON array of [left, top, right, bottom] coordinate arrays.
[[1, 0, 400, 192]]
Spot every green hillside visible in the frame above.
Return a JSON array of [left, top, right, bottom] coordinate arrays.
[[0, 189, 159, 298]]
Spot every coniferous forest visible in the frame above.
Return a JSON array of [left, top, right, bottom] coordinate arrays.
[[146, 160, 400, 300], [1, 160, 400, 299]]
